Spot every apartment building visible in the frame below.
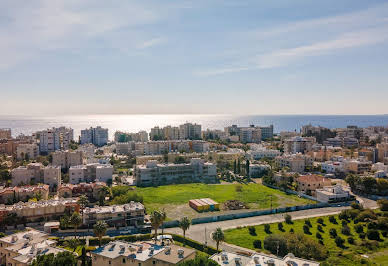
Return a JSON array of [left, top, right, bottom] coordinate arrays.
[[91, 241, 195, 266], [58, 182, 107, 199], [249, 163, 270, 178], [210, 251, 319, 266], [321, 161, 344, 174], [135, 158, 217, 186], [179, 123, 201, 140], [69, 163, 113, 184], [343, 158, 372, 174], [52, 150, 83, 169], [247, 147, 281, 160], [11, 163, 61, 188], [275, 154, 313, 173], [0, 198, 79, 223], [239, 127, 262, 143], [16, 143, 39, 160], [0, 139, 30, 156], [0, 128, 11, 139], [115, 131, 148, 142], [283, 136, 315, 154], [0, 228, 69, 266], [296, 174, 331, 194], [0, 185, 49, 204], [377, 142, 388, 164], [34, 127, 73, 154], [225, 124, 273, 141], [81, 126, 109, 147], [83, 202, 145, 227], [124, 140, 209, 156]]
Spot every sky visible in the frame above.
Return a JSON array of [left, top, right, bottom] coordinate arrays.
[[1, 0, 388, 115]]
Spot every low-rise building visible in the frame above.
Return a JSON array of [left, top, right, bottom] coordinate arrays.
[[343, 158, 372, 174], [210, 251, 319, 266], [69, 163, 113, 184], [316, 185, 352, 203], [16, 143, 39, 160], [296, 174, 331, 194], [91, 240, 196, 266], [249, 163, 270, 178], [43, 166, 61, 188], [0, 185, 49, 204], [11, 163, 61, 188], [58, 182, 107, 200], [321, 161, 344, 174], [275, 154, 313, 173], [247, 147, 281, 160], [83, 202, 145, 227], [134, 158, 217, 186], [52, 150, 83, 169], [0, 228, 69, 266]]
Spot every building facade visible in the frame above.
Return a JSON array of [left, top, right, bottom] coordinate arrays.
[[81, 126, 109, 147]]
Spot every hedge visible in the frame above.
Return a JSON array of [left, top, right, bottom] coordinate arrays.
[[170, 234, 218, 255], [88, 234, 152, 246]]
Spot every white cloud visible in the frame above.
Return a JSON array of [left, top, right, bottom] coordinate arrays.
[[137, 37, 166, 49]]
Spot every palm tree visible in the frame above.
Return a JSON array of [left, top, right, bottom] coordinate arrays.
[[93, 221, 108, 247], [211, 227, 225, 251], [150, 210, 166, 244], [77, 195, 89, 220], [179, 217, 191, 239], [98, 186, 111, 206], [69, 212, 82, 238]]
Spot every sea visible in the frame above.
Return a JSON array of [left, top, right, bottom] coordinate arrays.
[[1, 114, 388, 140]]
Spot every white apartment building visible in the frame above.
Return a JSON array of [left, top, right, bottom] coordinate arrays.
[[135, 158, 217, 186], [249, 163, 270, 178], [35, 127, 73, 154], [52, 150, 83, 169], [16, 143, 39, 160], [275, 154, 313, 173], [128, 140, 209, 156], [116, 142, 135, 155], [11, 163, 61, 187], [239, 127, 261, 143], [81, 126, 109, 147], [0, 228, 69, 266], [225, 125, 273, 141], [115, 131, 148, 142], [283, 136, 315, 154], [321, 161, 344, 174], [69, 163, 113, 184], [179, 123, 202, 140], [83, 202, 145, 227], [247, 147, 281, 160], [316, 185, 351, 203]]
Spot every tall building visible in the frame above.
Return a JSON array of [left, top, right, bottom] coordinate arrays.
[[0, 128, 11, 139], [179, 123, 202, 140], [81, 126, 109, 147], [34, 127, 73, 154], [52, 150, 83, 169], [114, 131, 148, 142], [224, 124, 273, 141], [16, 143, 39, 160], [284, 136, 315, 154]]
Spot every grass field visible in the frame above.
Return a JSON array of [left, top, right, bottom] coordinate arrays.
[[224, 214, 388, 266], [129, 183, 315, 220]]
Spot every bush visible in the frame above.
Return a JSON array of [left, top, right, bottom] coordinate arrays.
[[359, 232, 366, 239], [278, 222, 284, 231], [335, 236, 345, 247], [360, 240, 379, 251], [172, 234, 218, 255], [304, 220, 312, 228], [317, 224, 323, 232], [367, 222, 378, 230], [367, 229, 380, 241], [377, 199, 388, 211], [348, 237, 355, 245], [341, 220, 348, 226], [264, 234, 288, 257], [341, 225, 351, 236], [317, 218, 324, 225], [284, 214, 292, 224], [248, 226, 256, 236], [303, 225, 311, 234], [356, 210, 377, 223], [329, 228, 337, 238], [253, 239, 262, 249], [316, 232, 322, 239], [354, 224, 363, 234], [351, 202, 363, 210], [318, 239, 324, 245], [329, 216, 337, 224], [289, 228, 294, 233], [264, 224, 271, 234], [382, 231, 388, 237]]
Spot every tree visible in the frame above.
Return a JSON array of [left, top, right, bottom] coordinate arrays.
[[367, 229, 380, 241], [31, 252, 77, 266], [65, 238, 79, 252], [335, 236, 345, 247], [233, 160, 237, 174], [284, 214, 292, 224], [211, 227, 225, 251], [69, 212, 82, 238], [150, 210, 166, 243], [329, 228, 337, 238], [179, 217, 191, 239], [246, 160, 250, 178], [237, 158, 241, 174], [178, 254, 218, 266], [377, 199, 388, 211], [253, 239, 262, 249], [60, 215, 69, 230], [93, 221, 108, 247], [78, 195, 89, 220]]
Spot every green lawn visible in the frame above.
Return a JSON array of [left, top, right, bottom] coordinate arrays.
[[224, 214, 388, 266], [127, 183, 314, 219]]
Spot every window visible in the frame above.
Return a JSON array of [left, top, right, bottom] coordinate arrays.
[[109, 261, 111, 265], [153, 261, 156, 265], [122, 258, 126, 263]]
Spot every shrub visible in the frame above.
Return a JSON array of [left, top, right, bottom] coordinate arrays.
[[341, 220, 348, 226], [248, 226, 256, 236], [303, 225, 311, 234], [278, 222, 284, 231], [318, 239, 324, 245], [359, 232, 366, 239], [348, 237, 355, 245], [316, 232, 322, 239], [351, 202, 363, 210], [317, 218, 324, 225], [354, 224, 363, 233], [360, 240, 379, 251], [367, 222, 378, 230], [264, 224, 271, 234], [377, 199, 388, 211], [253, 239, 262, 249], [329, 228, 337, 238], [289, 228, 294, 233], [172, 234, 218, 255], [335, 236, 345, 247], [356, 210, 377, 223], [284, 214, 292, 224], [304, 220, 312, 228], [377, 217, 388, 231], [367, 229, 380, 241], [317, 224, 323, 232], [264, 234, 288, 257], [341, 225, 351, 236], [329, 216, 337, 224]]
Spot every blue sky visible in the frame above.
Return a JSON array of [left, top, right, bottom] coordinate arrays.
[[1, 0, 388, 115]]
